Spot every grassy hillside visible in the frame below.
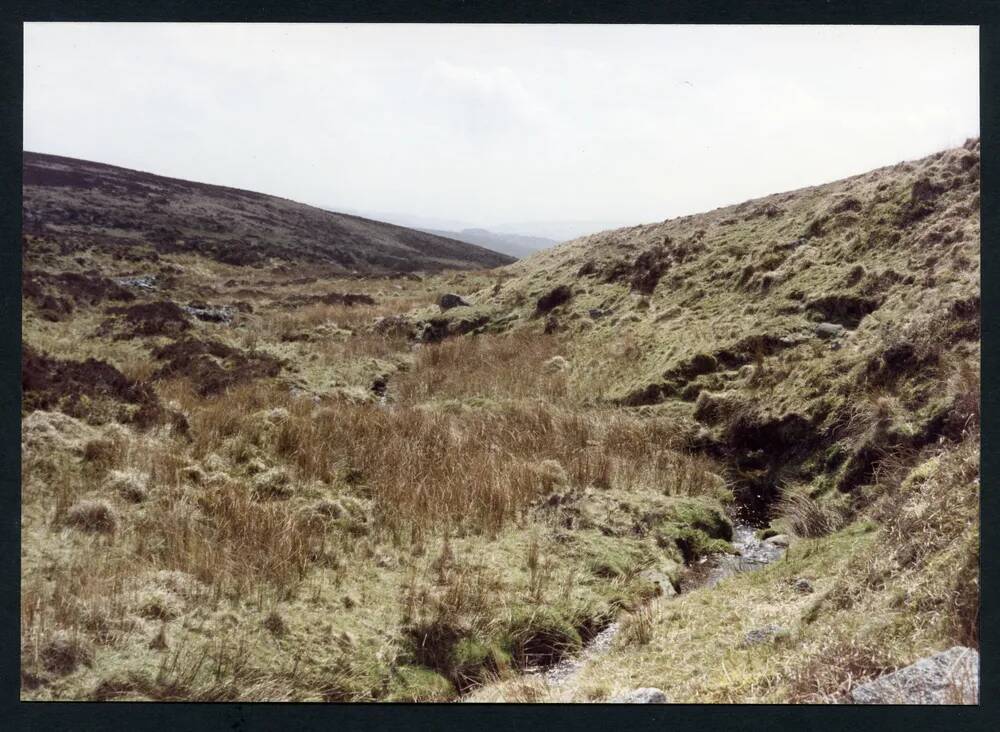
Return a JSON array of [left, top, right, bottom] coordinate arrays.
[[423, 140, 980, 516], [23, 152, 515, 272], [20, 142, 978, 702], [425, 140, 982, 701]]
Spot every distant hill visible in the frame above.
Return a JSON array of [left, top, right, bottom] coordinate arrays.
[[22, 152, 514, 272], [418, 227, 558, 259]]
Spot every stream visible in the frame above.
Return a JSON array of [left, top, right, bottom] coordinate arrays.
[[522, 520, 785, 692]]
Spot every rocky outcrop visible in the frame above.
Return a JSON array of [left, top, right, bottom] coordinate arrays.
[[850, 646, 979, 704]]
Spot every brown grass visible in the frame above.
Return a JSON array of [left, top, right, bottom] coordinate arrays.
[[394, 330, 569, 405], [777, 488, 843, 538]]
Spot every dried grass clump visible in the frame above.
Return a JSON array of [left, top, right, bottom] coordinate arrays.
[[81, 436, 123, 469], [22, 410, 98, 455], [263, 610, 288, 636], [39, 630, 95, 676], [616, 604, 659, 648], [786, 637, 895, 703], [103, 469, 149, 503], [250, 466, 294, 500], [393, 330, 569, 404], [777, 488, 844, 538], [135, 588, 184, 621], [64, 498, 118, 534]]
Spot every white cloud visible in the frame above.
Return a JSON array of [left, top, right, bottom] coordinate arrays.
[[24, 23, 979, 230]]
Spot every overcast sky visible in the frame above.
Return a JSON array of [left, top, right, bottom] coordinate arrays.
[[24, 23, 979, 236]]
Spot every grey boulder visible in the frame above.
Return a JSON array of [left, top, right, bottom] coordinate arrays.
[[793, 578, 814, 594], [608, 687, 669, 703], [639, 569, 678, 598], [815, 322, 846, 339], [850, 646, 979, 704], [740, 625, 787, 648]]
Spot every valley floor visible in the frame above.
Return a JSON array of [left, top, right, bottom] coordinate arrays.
[[20, 244, 978, 702]]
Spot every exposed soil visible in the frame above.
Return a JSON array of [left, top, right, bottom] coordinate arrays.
[[21, 345, 174, 429], [23, 269, 136, 321], [276, 292, 377, 308], [151, 337, 284, 396], [98, 301, 192, 339]]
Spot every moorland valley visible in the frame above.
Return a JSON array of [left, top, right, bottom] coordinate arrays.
[[21, 142, 980, 702]]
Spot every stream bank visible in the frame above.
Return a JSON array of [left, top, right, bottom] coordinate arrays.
[[500, 518, 787, 697]]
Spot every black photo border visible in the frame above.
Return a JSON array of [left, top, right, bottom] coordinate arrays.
[[0, 3, 995, 731]]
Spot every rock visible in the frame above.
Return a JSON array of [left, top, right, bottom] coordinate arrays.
[[115, 275, 157, 291], [182, 302, 236, 324], [850, 646, 979, 704], [639, 569, 678, 597], [793, 578, 814, 594], [437, 293, 470, 310], [764, 534, 790, 548], [609, 687, 668, 703], [815, 322, 846, 339], [740, 625, 787, 648]]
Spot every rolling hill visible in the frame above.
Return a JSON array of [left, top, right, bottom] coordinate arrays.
[[22, 152, 515, 272]]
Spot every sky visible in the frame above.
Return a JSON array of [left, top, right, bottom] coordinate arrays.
[[24, 24, 979, 238]]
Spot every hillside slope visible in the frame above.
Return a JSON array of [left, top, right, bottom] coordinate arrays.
[[424, 139, 980, 508], [439, 140, 980, 702], [22, 152, 515, 272]]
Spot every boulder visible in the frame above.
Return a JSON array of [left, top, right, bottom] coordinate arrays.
[[639, 569, 678, 598], [764, 534, 790, 548], [740, 625, 787, 648], [183, 302, 236, 324], [850, 646, 979, 704], [115, 275, 157, 291], [437, 293, 470, 310], [609, 687, 668, 703], [815, 322, 846, 339]]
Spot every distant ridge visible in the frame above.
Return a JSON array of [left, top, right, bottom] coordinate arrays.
[[22, 152, 515, 272]]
